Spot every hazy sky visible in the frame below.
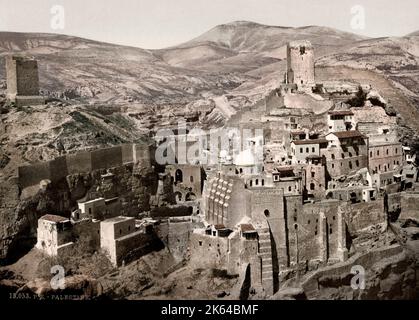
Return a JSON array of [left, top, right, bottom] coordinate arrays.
[[0, 0, 418, 49]]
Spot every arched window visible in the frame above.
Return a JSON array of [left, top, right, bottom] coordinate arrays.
[[331, 154, 335, 160], [264, 209, 270, 217], [288, 186, 292, 192], [175, 169, 183, 183], [256, 179, 259, 185], [261, 179, 265, 186]]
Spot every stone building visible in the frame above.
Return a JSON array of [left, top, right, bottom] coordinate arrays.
[[327, 110, 354, 132], [36, 214, 74, 256], [368, 137, 403, 174], [190, 223, 265, 294], [100, 216, 152, 267], [285, 40, 315, 90], [166, 164, 205, 203], [322, 131, 368, 178], [199, 168, 348, 294], [303, 156, 326, 198], [5, 55, 45, 107], [77, 196, 122, 220], [290, 138, 328, 164]]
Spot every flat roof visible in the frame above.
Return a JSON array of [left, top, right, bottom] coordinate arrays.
[[40, 214, 69, 223], [292, 139, 328, 145], [369, 141, 400, 147], [77, 197, 105, 204], [290, 131, 305, 135], [328, 130, 365, 139], [240, 224, 256, 233], [102, 216, 134, 223], [328, 110, 354, 116]]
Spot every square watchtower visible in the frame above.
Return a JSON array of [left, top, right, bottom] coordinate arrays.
[[5, 55, 45, 107]]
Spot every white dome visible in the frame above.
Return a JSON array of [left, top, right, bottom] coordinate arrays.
[[234, 148, 256, 166]]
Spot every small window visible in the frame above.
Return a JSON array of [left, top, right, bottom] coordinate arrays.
[[199, 241, 202, 246], [331, 154, 335, 160], [264, 209, 270, 217], [310, 183, 315, 190], [306, 147, 309, 153], [311, 172, 315, 178], [288, 186, 292, 192], [300, 147, 303, 153], [190, 176, 194, 183], [312, 147, 315, 152]]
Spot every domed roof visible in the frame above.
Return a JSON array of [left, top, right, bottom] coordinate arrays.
[[234, 148, 256, 167]]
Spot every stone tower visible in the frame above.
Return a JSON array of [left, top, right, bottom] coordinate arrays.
[[5, 55, 45, 107], [285, 40, 315, 89]]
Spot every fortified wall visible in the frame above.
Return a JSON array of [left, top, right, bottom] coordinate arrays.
[[17, 143, 152, 196]]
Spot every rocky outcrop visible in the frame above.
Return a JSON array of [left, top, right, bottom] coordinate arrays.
[[301, 245, 417, 300], [0, 162, 160, 265]]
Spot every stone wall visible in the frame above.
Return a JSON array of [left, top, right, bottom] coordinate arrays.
[[17, 143, 152, 192]]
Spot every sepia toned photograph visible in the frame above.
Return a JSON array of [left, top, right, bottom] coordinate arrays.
[[0, 0, 418, 307]]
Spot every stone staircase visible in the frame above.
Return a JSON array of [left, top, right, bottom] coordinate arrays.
[[257, 227, 274, 293]]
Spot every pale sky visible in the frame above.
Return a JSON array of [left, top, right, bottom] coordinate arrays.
[[0, 0, 418, 49]]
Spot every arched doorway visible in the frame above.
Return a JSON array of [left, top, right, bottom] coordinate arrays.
[[185, 192, 197, 201], [174, 191, 182, 202]]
